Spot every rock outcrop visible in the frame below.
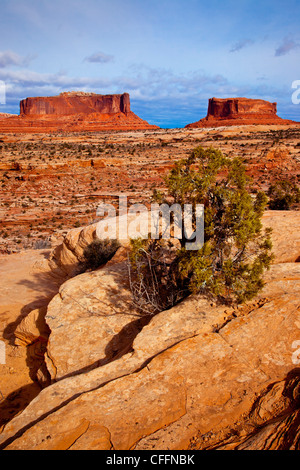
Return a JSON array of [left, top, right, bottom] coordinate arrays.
[[47, 210, 300, 280], [0, 211, 299, 450], [0, 262, 299, 450], [186, 97, 300, 128], [44, 261, 146, 381], [0, 92, 158, 133]]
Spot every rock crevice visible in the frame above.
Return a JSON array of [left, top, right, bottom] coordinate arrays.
[[0, 212, 300, 450]]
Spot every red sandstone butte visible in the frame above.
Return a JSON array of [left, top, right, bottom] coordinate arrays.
[[186, 97, 300, 128], [0, 92, 158, 133], [20, 92, 131, 116]]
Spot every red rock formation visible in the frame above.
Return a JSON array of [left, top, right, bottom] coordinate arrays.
[[186, 97, 299, 128], [0, 92, 158, 133], [20, 92, 131, 116]]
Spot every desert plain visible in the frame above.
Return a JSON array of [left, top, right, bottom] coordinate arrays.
[[0, 116, 300, 450]]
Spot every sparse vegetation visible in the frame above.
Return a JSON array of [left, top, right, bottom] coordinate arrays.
[[128, 146, 274, 314], [0, 127, 299, 254], [268, 180, 300, 210], [80, 238, 121, 271]]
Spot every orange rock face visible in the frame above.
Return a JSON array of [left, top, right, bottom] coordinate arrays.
[[186, 97, 300, 128], [20, 92, 131, 116], [0, 92, 158, 133]]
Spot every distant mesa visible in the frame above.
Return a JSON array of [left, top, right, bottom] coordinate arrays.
[[185, 97, 300, 128], [20, 92, 131, 116], [1, 93, 299, 133], [0, 92, 158, 133]]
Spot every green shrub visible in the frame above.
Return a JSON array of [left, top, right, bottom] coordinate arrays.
[[128, 146, 273, 313], [81, 239, 120, 271], [268, 180, 300, 210]]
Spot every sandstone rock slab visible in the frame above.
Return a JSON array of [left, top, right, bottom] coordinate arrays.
[[45, 261, 143, 380], [1, 263, 299, 450]]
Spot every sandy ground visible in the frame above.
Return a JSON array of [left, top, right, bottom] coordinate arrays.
[[0, 249, 60, 427]]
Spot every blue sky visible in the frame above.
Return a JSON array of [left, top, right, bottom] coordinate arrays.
[[0, 0, 299, 127]]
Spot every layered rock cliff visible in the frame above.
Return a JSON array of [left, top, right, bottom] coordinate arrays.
[[186, 97, 299, 128], [0, 92, 158, 133], [20, 92, 131, 116]]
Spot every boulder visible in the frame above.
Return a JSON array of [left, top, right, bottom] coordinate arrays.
[[44, 261, 144, 381], [47, 210, 155, 279], [262, 210, 300, 263], [14, 306, 50, 346]]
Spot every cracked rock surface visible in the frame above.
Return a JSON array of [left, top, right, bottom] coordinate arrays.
[[0, 213, 300, 450]]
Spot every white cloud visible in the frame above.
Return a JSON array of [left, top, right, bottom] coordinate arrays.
[[275, 37, 300, 57], [1, 64, 229, 100], [0, 50, 35, 68], [230, 39, 254, 53], [84, 51, 114, 63]]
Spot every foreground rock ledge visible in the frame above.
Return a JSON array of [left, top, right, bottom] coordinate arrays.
[[0, 259, 299, 450], [0, 211, 299, 450]]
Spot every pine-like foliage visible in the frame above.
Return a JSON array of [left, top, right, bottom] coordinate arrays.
[[81, 239, 120, 271], [268, 180, 300, 210], [128, 146, 274, 312]]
